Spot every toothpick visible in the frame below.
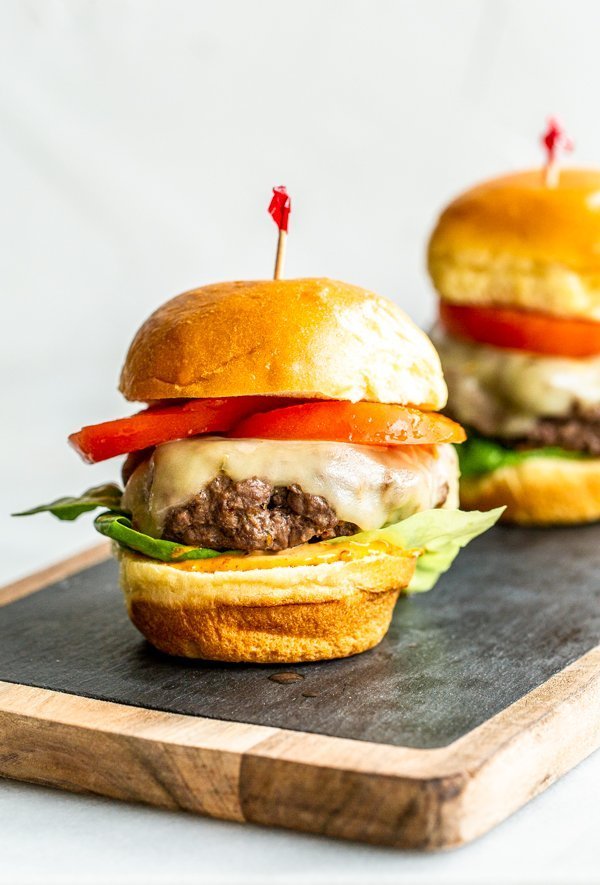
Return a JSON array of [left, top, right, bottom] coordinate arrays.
[[273, 229, 287, 280], [268, 186, 291, 279], [541, 118, 574, 188]]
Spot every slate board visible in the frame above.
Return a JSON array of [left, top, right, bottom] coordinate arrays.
[[0, 526, 598, 748], [0, 525, 599, 849]]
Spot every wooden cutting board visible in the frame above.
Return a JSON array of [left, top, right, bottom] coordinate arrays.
[[0, 526, 599, 850]]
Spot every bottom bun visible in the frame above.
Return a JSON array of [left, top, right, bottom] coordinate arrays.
[[118, 547, 416, 663], [460, 456, 600, 525]]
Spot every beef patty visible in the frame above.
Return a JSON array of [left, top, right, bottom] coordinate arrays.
[[162, 475, 359, 552], [521, 415, 600, 456], [446, 400, 600, 457]]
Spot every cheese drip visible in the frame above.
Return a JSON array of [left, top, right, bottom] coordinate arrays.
[[123, 437, 458, 538], [432, 327, 600, 438]]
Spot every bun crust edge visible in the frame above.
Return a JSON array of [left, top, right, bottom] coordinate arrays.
[[428, 169, 600, 320], [118, 548, 416, 663], [119, 278, 447, 410]]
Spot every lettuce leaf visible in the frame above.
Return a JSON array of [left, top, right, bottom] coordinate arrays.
[[95, 506, 503, 590], [458, 435, 588, 478], [13, 484, 125, 521], [323, 507, 504, 591], [94, 512, 232, 562], [13, 482, 503, 592]]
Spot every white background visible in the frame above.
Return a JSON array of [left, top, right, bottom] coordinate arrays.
[[1, 1, 600, 882]]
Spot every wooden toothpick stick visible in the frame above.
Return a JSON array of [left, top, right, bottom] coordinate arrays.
[[541, 118, 573, 188], [274, 229, 287, 280], [268, 186, 291, 279]]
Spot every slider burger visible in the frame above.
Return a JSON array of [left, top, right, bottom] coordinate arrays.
[[428, 168, 600, 524], [17, 278, 499, 662]]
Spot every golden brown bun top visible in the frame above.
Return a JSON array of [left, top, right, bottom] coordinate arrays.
[[119, 278, 447, 409], [429, 169, 600, 272]]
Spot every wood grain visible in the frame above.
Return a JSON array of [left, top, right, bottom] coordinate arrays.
[[0, 546, 599, 849], [0, 681, 276, 822], [239, 647, 600, 848]]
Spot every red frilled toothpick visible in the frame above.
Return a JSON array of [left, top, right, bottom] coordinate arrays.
[[268, 186, 291, 279], [541, 117, 574, 187]]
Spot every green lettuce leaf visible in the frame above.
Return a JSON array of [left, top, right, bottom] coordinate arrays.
[[457, 435, 588, 478], [13, 481, 502, 592], [324, 507, 504, 591], [94, 512, 233, 562], [94, 507, 501, 584], [13, 484, 125, 521]]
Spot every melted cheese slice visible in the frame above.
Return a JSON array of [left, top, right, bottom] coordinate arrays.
[[123, 437, 458, 538], [433, 327, 600, 437]]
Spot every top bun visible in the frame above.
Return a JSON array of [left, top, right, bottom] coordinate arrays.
[[428, 169, 600, 320], [119, 278, 447, 409]]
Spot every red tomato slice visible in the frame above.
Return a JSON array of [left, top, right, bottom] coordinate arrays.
[[229, 401, 465, 446], [69, 396, 296, 463], [440, 302, 600, 358]]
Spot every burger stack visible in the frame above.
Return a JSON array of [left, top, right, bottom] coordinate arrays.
[[18, 277, 498, 663], [428, 169, 600, 525]]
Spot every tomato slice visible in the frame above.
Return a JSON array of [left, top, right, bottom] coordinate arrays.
[[440, 302, 600, 358], [229, 401, 465, 446], [69, 396, 296, 463]]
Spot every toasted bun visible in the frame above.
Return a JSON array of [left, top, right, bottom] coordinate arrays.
[[119, 278, 447, 409], [428, 169, 600, 320], [118, 547, 416, 663], [459, 456, 600, 525]]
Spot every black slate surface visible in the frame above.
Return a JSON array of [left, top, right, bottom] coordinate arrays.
[[1, 525, 599, 749]]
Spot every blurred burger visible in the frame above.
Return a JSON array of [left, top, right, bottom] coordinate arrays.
[[16, 278, 498, 662], [428, 169, 600, 524]]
